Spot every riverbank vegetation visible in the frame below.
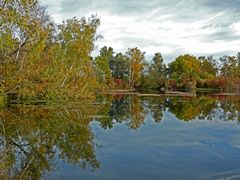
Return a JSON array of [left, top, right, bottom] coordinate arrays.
[[1, 0, 240, 101]]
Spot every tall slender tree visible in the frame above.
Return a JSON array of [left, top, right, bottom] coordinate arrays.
[[148, 52, 166, 89], [95, 46, 114, 87], [126, 48, 145, 88]]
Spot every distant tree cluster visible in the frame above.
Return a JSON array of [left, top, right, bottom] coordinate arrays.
[[96, 47, 240, 92], [95, 46, 145, 89], [167, 54, 240, 91], [0, 0, 239, 100]]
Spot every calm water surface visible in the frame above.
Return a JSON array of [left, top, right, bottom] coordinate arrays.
[[0, 95, 240, 179]]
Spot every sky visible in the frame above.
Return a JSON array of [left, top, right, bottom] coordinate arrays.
[[40, 0, 240, 62]]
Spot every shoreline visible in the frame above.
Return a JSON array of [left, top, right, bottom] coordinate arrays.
[[100, 89, 240, 97]]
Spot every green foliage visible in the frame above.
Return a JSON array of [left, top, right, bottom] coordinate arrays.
[[220, 55, 239, 78], [0, 95, 5, 106], [169, 54, 200, 82], [145, 52, 166, 89], [95, 46, 114, 87], [0, 0, 239, 98], [126, 47, 145, 88], [1, 95, 240, 178], [110, 52, 130, 81], [198, 56, 218, 79], [169, 54, 201, 89], [53, 16, 100, 98], [237, 52, 240, 78], [0, 0, 100, 100], [0, 101, 100, 179], [218, 54, 240, 91]]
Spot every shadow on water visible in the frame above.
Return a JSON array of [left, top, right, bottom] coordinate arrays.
[[0, 95, 240, 179]]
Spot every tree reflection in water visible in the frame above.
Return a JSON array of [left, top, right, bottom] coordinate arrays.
[[0, 101, 100, 179], [0, 95, 239, 179]]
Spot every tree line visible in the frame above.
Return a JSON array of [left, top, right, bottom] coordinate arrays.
[[1, 0, 239, 100], [95, 47, 240, 92]]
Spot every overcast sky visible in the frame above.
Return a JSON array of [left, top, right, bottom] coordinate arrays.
[[40, 0, 240, 61]]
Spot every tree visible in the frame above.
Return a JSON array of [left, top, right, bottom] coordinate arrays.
[[237, 52, 240, 66], [95, 46, 114, 87], [110, 52, 129, 81], [236, 52, 240, 78], [54, 16, 100, 98], [0, 0, 55, 96], [148, 52, 166, 89], [126, 47, 145, 88], [0, 0, 100, 99], [219, 55, 238, 78], [219, 55, 239, 91], [169, 54, 201, 89], [198, 56, 218, 79]]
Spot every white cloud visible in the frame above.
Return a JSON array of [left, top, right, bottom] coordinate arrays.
[[230, 21, 240, 35], [39, 0, 240, 61]]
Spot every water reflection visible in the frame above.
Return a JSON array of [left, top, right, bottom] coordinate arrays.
[[0, 95, 240, 179], [0, 102, 100, 179]]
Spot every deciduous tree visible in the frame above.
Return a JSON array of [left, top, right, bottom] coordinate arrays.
[[126, 47, 145, 88]]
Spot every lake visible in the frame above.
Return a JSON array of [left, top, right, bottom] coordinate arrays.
[[0, 95, 240, 179]]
